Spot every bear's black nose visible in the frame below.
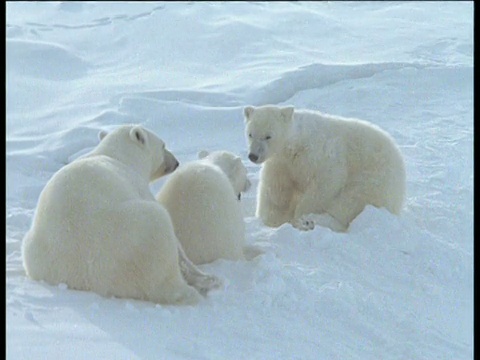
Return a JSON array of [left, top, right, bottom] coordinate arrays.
[[248, 153, 258, 163]]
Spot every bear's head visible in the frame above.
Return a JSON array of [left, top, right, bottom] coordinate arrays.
[[98, 125, 179, 182], [243, 105, 294, 164], [198, 150, 251, 200]]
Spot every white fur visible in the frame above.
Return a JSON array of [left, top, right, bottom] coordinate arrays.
[[244, 105, 406, 232], [156, 150, 251, 265], [22, 125, 221, 305]]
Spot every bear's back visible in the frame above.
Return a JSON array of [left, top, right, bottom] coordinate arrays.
[[291, 109, 406, 214], [294, 109, 404, 171], [23, 154, 152, 277]]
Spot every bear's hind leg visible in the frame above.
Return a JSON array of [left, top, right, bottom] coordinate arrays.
[[113, 201, 205, 305], [178, 242, 223, 296], [150, 274, 203, 306]]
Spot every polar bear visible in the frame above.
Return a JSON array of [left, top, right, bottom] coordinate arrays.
[[243, 105, 406, 232], [156, 150, 253, 265], [22, 125, 221, 305]]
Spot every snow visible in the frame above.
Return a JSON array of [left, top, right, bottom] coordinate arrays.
[[6, 2, 473, 359]]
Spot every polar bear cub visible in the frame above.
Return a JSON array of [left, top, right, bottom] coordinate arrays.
[[156, 150, 251, 265], [22, 125, 220, 305], [244, 105, 406, 232]]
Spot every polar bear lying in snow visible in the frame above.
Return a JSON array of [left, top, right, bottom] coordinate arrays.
[[22, 125, 221, 305], [156, 150, 255, 265]]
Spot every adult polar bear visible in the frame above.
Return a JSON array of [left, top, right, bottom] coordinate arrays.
[[244, 105, 406, 232], [22, 125, 220, 305], [156, 150, 252, 265]]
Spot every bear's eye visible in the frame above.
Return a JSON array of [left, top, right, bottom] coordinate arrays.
[[248, 133, 253, 138], [265, 135, 271, 140]]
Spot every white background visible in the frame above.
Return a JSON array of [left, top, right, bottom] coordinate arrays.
[[7, 2, 473, 359]]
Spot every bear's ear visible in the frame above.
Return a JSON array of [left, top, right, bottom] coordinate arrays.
[[244, 106, 255, 122], [280, 106, 294, 122], [198, 150, 209, 159], [98, 130, 108, 141], [129, 126, 147, 146]]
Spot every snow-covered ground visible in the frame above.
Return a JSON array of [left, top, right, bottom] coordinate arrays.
[[6, 2, 473, 359]]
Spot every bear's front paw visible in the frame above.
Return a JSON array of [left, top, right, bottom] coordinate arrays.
[[294, 213, 347, 232], [292, 215, 316, 231]]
